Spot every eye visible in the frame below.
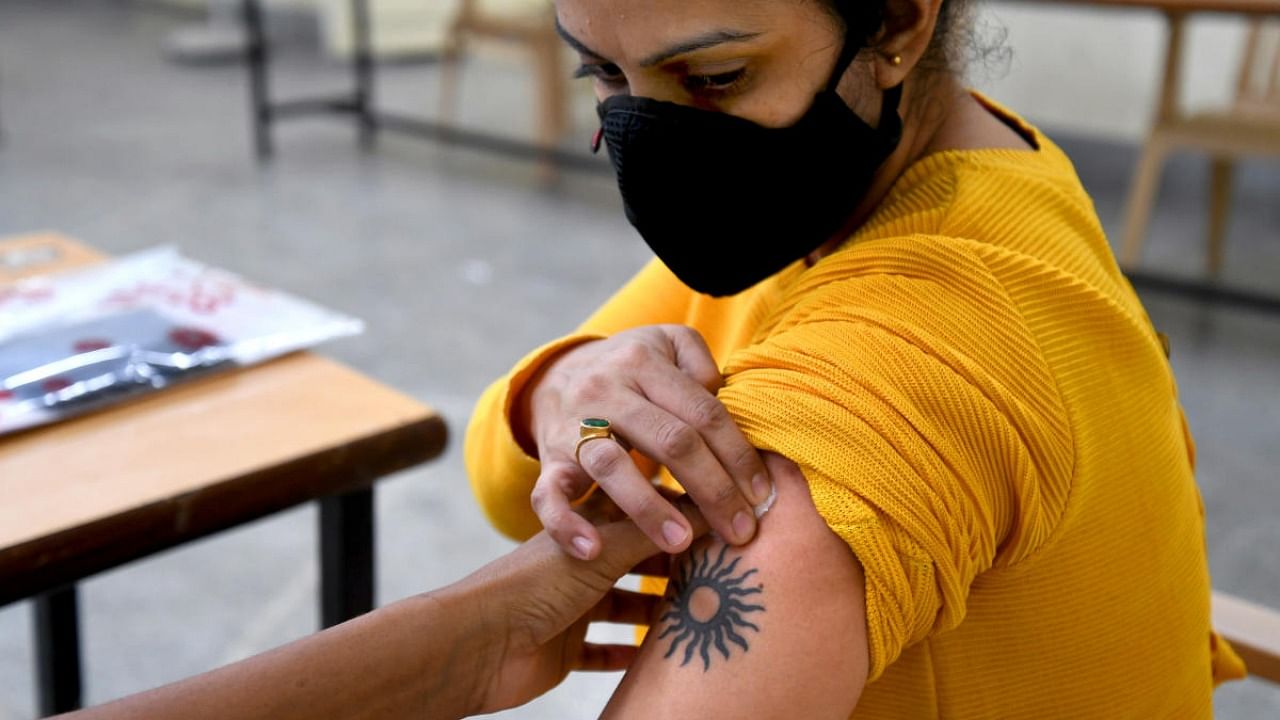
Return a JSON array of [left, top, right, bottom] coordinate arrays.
[[682, 68, 748, 95], [573, 62, 626, 87]]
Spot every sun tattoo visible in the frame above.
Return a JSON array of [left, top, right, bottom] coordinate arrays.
[[658, 543, 765, 671]]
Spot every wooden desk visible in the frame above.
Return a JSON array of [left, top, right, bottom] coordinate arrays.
[[0, 233, 448, 716]]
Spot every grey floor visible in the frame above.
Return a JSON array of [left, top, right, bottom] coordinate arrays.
[[0, 1, 1277, 717]]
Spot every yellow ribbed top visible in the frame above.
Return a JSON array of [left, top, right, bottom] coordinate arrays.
[[464, 94, 1245, 717]]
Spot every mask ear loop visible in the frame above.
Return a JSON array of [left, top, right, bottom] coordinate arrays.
[[824, 33, 863, 94], [824, 25, 904, 133]]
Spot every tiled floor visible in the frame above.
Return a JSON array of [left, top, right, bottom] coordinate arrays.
[[0, 1, 1277, 717]]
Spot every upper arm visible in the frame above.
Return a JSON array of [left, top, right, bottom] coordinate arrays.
[[603, 454, 869, 720]]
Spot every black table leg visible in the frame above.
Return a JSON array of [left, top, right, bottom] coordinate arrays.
[[350, 0, 376, 150], [242, 0, 273, 160], [319, 487, 375, 628], [34, 585, 82, 716]]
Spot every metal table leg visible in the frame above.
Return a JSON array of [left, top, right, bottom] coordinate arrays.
[[319, 487, 375, 628], [34, 585, 82, 716], [242, 0, 273, 160], [351, 0, 376, 150]]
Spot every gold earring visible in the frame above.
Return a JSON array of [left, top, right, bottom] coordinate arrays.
[[891, 54, 903, 66]]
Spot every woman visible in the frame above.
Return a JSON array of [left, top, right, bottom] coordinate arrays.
[[466, 0, 1247, 716]]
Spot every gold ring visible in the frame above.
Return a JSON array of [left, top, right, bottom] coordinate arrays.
[[575, 417, 615, 465]]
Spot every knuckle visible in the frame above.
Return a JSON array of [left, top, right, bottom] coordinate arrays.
[[530, 485, 549, 513], [571, 372, 611, 404], [655, 421, 699, 458], [580, 440, 624, 477], [612, 342, 652, 370], [530, 480, 562, 516], [675, 324, 708, 350], [710, 479, 741, 507], [686, 394, 728, 431], [730, 443, 761, 473]]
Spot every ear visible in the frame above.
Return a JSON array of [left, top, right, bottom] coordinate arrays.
[[870, 0, 947, 88]]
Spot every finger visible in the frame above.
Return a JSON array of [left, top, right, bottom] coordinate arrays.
[[649, 330, 774, 512], [576, 643, 640, 672], [574, 484, 628, 525], [615, 395, 758, 545], [658, 324, 723, 392], [576, 432, 694, 554], [656, 369, 771, 509], [590, 498, 709, 580], [589, 587, 662, 625], [531, 459, 603, 561]]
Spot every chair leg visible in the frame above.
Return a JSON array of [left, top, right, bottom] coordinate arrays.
[[1206, 156, 1235, 277], [1120, 138, 1169, 269], [438, 31, 464, 126], [532, 36, 567, 182]]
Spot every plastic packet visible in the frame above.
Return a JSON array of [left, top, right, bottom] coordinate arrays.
[[0, 246, 363, 436]]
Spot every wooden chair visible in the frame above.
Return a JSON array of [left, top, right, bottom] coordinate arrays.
[[1214, 590, 1280, 683], [1120, 16, 1280, 274], [438, 0, 570, 172]]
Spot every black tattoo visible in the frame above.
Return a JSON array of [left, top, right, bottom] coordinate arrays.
[[658, 543, 765, 671]]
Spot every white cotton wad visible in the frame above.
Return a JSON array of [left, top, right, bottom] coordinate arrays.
[[753, 482, 778, 519]]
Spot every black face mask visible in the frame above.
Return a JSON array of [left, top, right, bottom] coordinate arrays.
[[592, 40, 903, 297]]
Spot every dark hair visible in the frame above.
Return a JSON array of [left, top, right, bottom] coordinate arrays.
[[826, 0, 1007, 75]]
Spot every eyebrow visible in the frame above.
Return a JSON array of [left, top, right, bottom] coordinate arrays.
[[554, 18, 606, 60], [554, 19, 762, 68], [638, 29, 763, 67]]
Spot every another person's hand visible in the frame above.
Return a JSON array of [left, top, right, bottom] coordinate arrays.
[[65, 497, 707, 720], [447, 496, 710, 716], [515, 324, 772, 559]]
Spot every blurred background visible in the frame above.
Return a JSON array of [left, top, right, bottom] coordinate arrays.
[[0, 0, 1277, 716]]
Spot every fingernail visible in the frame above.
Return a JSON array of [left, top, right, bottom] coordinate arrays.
[[752, 473, 771, 504], [572, 536, 594, 560], [662, 520, 689, 548], [733, 511, 755, 542]]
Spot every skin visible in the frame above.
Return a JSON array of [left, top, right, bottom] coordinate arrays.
[[523, 0, 1031, 563], [61, 501, 709, 720], [604, 454, 870, 719]]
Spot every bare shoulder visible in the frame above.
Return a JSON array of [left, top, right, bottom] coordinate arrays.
[[602, 453, 869, 720]]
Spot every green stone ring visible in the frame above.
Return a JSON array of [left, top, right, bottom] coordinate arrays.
[[576, 418, 616, 465]]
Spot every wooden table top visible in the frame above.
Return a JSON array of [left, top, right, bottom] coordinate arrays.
[[1015, 0, 1280, 15], [0, 233, 448, 604]]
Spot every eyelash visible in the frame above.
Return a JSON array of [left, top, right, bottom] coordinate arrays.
[[681, 68, 748, 95], [571, 65, 750, 97], [573, 63, 625, 86]]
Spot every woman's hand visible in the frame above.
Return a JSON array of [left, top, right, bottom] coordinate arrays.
[[457, 497, 709, 716], [516, 324, 772, 559]]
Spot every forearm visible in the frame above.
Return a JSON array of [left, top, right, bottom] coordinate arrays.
[[70, 588, 489, 720]]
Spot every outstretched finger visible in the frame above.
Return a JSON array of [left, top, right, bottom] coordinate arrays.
[[628, 552, 673, 578], [577, 432, 693, 554], [589, 587, 662, 625], [575, 643, 640, 672]]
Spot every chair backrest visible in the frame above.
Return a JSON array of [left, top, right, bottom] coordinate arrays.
[[1214, 590, 1280, 685], [1236, 19, 1280, 109], [456, 0, 552, 22]]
